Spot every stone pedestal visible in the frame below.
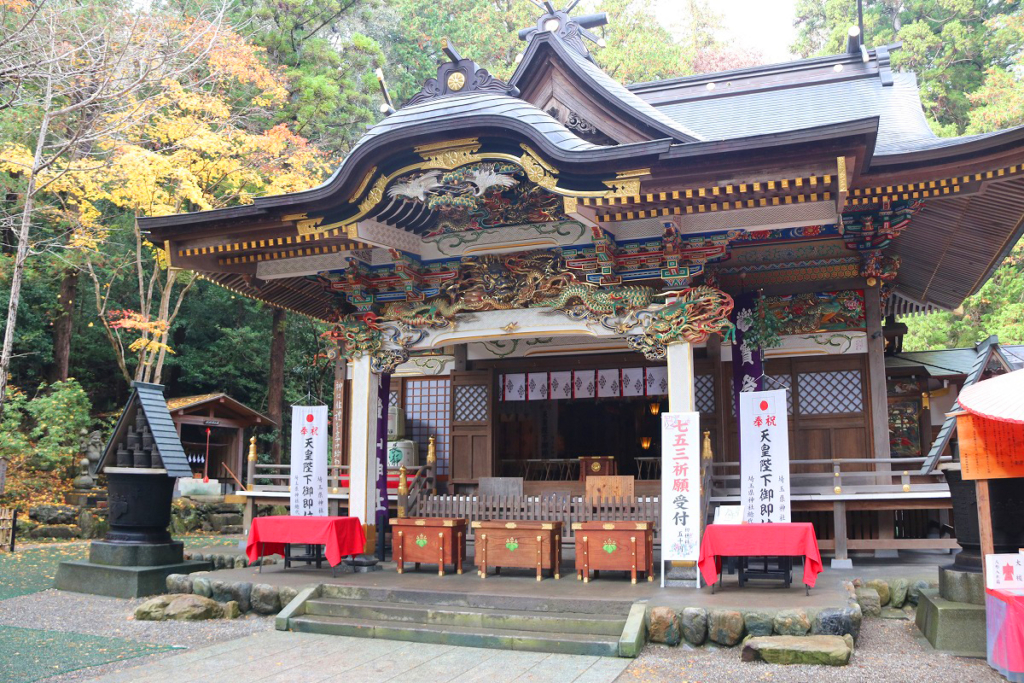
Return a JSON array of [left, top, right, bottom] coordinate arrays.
[[55, 541, 210, 598], [915, 566, 988, 657]]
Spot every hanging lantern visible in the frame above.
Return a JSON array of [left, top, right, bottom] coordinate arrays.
[[648, 402, 661, 416], [640, 436, 652, 450]]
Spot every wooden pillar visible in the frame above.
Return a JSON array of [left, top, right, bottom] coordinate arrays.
[[667, 342, 695, 413], [976, 479, 994, 586], [347, 355, 378, 552], [331, 357, 346, 485], [832, 500, 852, 568], [865, 282, 897, 556]]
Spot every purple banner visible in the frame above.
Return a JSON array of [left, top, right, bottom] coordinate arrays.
[[731, 292, 763, 448], [373, 372, 392, 525]]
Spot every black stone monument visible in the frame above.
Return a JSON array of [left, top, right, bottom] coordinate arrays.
[[55, 382, 211, 597]]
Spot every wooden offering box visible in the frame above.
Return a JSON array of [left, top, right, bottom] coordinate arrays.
[[579, 455, 617, 481], [573, 521, 655, 584], [393, 517, 467, 576], [472, 520, 562, 581]]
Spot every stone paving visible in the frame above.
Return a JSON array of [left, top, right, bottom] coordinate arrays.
[[79, 631, 632, 683]]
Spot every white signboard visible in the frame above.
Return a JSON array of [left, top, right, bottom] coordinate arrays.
[[739, 390, 791, 523], [660, 412, 701, 587], [986, 553, 1024, 590], [290, 405, 328, 516]]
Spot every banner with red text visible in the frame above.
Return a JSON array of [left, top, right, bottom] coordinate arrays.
[[290, 405, 328, 516], [661, 412, 701, 561], [739, 390, 791, 523]]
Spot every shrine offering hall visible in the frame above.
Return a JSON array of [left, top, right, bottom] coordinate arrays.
[[142, 7, 1024, 561]]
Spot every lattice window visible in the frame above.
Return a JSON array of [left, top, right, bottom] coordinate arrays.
[[797, 370, 863, 415], [768, 374, 794, 414], [404, 379, 451, 476], [453, 384, 488, 422], [695, 375, 716, 415], [388, 390, 399, 408]]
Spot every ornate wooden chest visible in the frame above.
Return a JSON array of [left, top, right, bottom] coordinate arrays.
[[573, 520, 655, 584], [472, 520, 562, 581], [392, 517, 467, 576], [579, 455, 617, 480]]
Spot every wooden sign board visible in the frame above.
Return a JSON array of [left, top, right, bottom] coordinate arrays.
[[0, 508, 15, 553], [585, 475, 634, 502], [956, 413, 1024, 480]]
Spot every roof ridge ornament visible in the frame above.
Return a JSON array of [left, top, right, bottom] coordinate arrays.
[[405, 37, 520, 107], [517, 1, 608, 62]]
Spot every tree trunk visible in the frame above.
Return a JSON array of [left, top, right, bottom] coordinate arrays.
[[49, 267, 79, 383], [268, 307, 287, 462]]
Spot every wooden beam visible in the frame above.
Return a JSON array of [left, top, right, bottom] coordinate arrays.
[[864, 281, 891, 474], [846, 538, 961, 550], [976, 479, 994, 586]]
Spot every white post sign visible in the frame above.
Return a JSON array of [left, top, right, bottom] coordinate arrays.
[[290, 405, 328, 516], [739, 389, 791, 523], [986, 553, 1024, 590], [660, 412, 701, 588]]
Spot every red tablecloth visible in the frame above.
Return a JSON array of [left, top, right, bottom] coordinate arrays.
[[246, 516, 366, 567], [698, 522, 823, 588], [987, 589, 1024, 681]]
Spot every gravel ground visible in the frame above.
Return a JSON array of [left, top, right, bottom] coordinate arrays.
[[0, 590, 273, 683], [616, 618, 1002, 683]]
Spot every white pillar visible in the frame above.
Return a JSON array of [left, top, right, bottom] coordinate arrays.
[[666, 341, 695, 413], [347, 355, 377, 528]]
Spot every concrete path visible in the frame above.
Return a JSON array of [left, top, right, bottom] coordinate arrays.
[[81, 631, 631, 683]]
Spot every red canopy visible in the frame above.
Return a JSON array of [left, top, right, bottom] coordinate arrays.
[[958, 370, 1024, 425]]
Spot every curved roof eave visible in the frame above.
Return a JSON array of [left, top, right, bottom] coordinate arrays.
[[508, 32, 702, 143], [141, 96, 673, 235], [867, 124, 1024, 172]]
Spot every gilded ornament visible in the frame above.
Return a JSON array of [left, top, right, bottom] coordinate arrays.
[[627, 286, 736, 360], [501, 322, 520, 333], [446, 71, 466, 91], [358, 176, 388, 214]]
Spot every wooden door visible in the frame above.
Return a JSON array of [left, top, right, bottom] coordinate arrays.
[[449, 370, 495, 485]]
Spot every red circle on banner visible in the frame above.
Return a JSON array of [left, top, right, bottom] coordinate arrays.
[[759, 400, 769, 411], [306, 414, 314, 422]]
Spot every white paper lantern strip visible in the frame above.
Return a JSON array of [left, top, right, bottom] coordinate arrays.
[[505, 373, 527, 402], [548, 371, 573, 400], [621, 367, 645, 397], [597, 369, 621, 398], [573, 370, 596, 399], [645, 367, 668, 396], [527, 372, 549, 401]]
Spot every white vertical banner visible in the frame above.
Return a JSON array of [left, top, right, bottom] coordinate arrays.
[[660, 412, 701, 588], [739, 390, 791, 523], [290, 405, 328, 516]]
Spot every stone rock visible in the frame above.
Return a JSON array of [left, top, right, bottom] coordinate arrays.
[[211, 580, 252, 613], [30, 504, 78, 525], [812, 606, 861, 641], [193, 576, 212, 598], [880, 607, 912, 620], [648, 607, 682, 646], [165, 574, 193, 594], [77, 509, 107, 539], [29, 524, 79, 539], [681, 607, 707, 646], [741, 635, 851, 666], [842, 633, 855, 652], [223, 601, 241, 619], [164, 594, 224, 621], [743, 611, 774, 637], [209, 513, 243, 532], [279, 586, 299, 608], [213, 554, 229, 569], [236, 556, 248, 568], [251, 584, 282, 615], [866, 579, 890, 606], [908, 579, 930, 606], [855, 587, 881, 616], [708, 610, 744, 646], [773, 609, 810, 636], [134, 595, 174, 621], [890, 578, 909, 608], [852, 578, 863, 588]]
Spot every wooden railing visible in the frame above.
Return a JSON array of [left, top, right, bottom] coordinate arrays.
[[707, 455, 953, 501]]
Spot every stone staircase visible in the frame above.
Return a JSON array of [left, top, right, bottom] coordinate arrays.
[[278, 584, 645, 658]]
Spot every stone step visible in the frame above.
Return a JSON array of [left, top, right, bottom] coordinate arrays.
[[288, 614, 621, 657], [303, 598, 627, 636], [319, 583, 634, 616]]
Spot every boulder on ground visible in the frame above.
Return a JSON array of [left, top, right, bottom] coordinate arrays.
[[908, 579, 930, 606], [681, 607, 707, 645], [743, 611, 774, 637], [773, 609, 810, 636], [163, 594, 224, 621], [742, 635, 852, 666], [866, 579, 890, 606], [223, 600, 241, 619], [165, 574, 193, 594], [209, 513, 243, 532], [250, 584, 282, 615], [29, 524, 78, 539], [855, 587, 881, 616], [890, 578, 909, 608], [211, 580, 252, 613], [279, 586, 299, 608], [134, 595, 175, 621], [708, 610, 744, 646], [192, 576, 212, 598], [648, 607, 681, 646], [30, 504, 78, 525], [812, 606, 861, 641]]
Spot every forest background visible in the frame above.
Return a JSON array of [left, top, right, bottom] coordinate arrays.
[[1, 0, 1023, 504]]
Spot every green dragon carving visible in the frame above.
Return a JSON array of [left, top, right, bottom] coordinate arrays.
[[628, 286, 736, 360], [533, 283, 656, 331]]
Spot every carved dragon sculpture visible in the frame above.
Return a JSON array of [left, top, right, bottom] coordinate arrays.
[[628, 286, 736, 360], [534, 283, 657, 331]]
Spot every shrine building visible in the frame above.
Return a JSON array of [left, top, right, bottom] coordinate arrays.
[[142, 6, 1024, 562]]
